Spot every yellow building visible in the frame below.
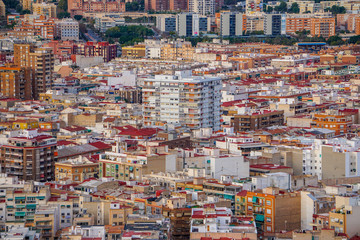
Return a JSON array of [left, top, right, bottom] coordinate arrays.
[[0, 0, 5, 18], [122, 45, 146, 58], [161, 42, 195, 61], [32, 3, 57, 18], [12, 119, 39, 129], [109, 203, 133, 226], [55, 157, 99, 182], [34, 206, 59, 239]]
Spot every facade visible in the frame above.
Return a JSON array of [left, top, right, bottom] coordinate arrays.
[[72, 42, 117, 62], [0, 129, 57, 182], [286, 16, 312, 35], [0, 66, 35, 100], [190, 207, 257, 240], [55, 157, 98, 182], [242, 187, 301, 235], [310, 17, 336, 38], [33, 17, 56, 40], [220, 12, 246, 37], [232, 110, 284, 132], [68, 0, 125, 16], [311, 110, 353, 135], [142, 70, 222, 130], [264, 14, 282, 36], [121, 45, 146, 58], [177, 13, 210, 37], [156, 15, 177, 33], [14, 44, 55, 99], [55, 18, 79, 41], [32, 3, 57, 18], [188, 0, 215, 15]]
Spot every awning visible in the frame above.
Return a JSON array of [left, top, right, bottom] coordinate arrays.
[[26, 204, 37, 209], [15, 212, 26, 217], [255, 214, 264, 222], [252, 196, 258, 203], [16, 205, 26, 208], [15, 197, 26, 200], [36, 196, 45, 200]]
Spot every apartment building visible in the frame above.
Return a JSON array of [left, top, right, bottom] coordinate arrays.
[[121, 45, 146, 58], [55, 18, 79, 41], [99, 144, 176, 181], [241, 187, 301, 235], [72, 42, 117, 62], [161, 41, 195, 60], [176, 13, 210, 37], [5, 183, 50, 226], [0, 129, 57, 182], [286, 16, 312, 35], [264, 14, 283, 36], [55, 156, 98, 182], [310, 17, 336, 38], [245, 13, 264, 32], [68, 0, 125, 16], [33, 17, 56, 40], [329, 196, 360, 238], [0, 66, 35, 100], [188, 0, 215, 16], [231, 109, 284, 132], [156, 15, 176, 33], [32, 3, 57, 18], [311, 109, 353, 135], [142, 70, 222, 130], [220, 12, 246, 37], [14, 44, 55, 99], [190, 207, 257, 240], [34, 206, 60, 240]]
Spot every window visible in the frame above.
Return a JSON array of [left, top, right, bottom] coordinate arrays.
[[266, 217, 271, 223], [266, 209, 271, 214], [266, 200, 271, 206], [113, 214, 117, 218]]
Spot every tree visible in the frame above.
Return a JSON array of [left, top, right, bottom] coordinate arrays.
[[274, 1, 287, 13], [58, 12, 70, 19], [349, 35, 360, 44], [325, 5, 346, 15], [74, 15, 83, 21], [265, 5, 273, 13], [326, 35, 345, 46], [58, 0, 68, 12], [289, 3, 299, 13]]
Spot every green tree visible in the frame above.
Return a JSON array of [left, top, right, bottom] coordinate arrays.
[[74, 15, 83, 21], [325, 5, 346, 15], [264, 5, 273, 13], [326, 35, 345, 46], [289, 3, 299, 13], [58, 0, 68, 12], [274, 1, 287, 13], [58, 12, 70, 19], [349, 35, 360, 44]]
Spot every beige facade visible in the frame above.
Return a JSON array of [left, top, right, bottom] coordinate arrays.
[[32, 3, 57, 18]]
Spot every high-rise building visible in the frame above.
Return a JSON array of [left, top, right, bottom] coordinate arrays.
[[0, 65, 35, 100], [0, 129, 57, 182], [169, 0, 188, 11], [156, 15, 177, 33], [176, 13, 209, 37], [14, 44, 54, 99], [144, 0, 169, 11], [188, 0, 215, 16], [220, 12, 246, 37], [264, 14, 283, 35], [142, 70, 222, 131]]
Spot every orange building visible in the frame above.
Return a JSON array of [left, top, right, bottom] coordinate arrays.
[[33, 16, 56, 40], [0, 65, 35, 100], [310, 17, 336, 38], [355, 16, 360, 35], [311, 110, 354, 135], [286, 17, 311, 35], [241, 188, 301, 235]]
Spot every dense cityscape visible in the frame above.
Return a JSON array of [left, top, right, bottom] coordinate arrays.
[[0, 0, 360, 239]]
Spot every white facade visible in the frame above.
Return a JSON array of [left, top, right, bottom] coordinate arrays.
[[56, 19, 79, 41], [208, 155, 249, 179], [142, 70, 222, 131], [189, 0, 215, 15]]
